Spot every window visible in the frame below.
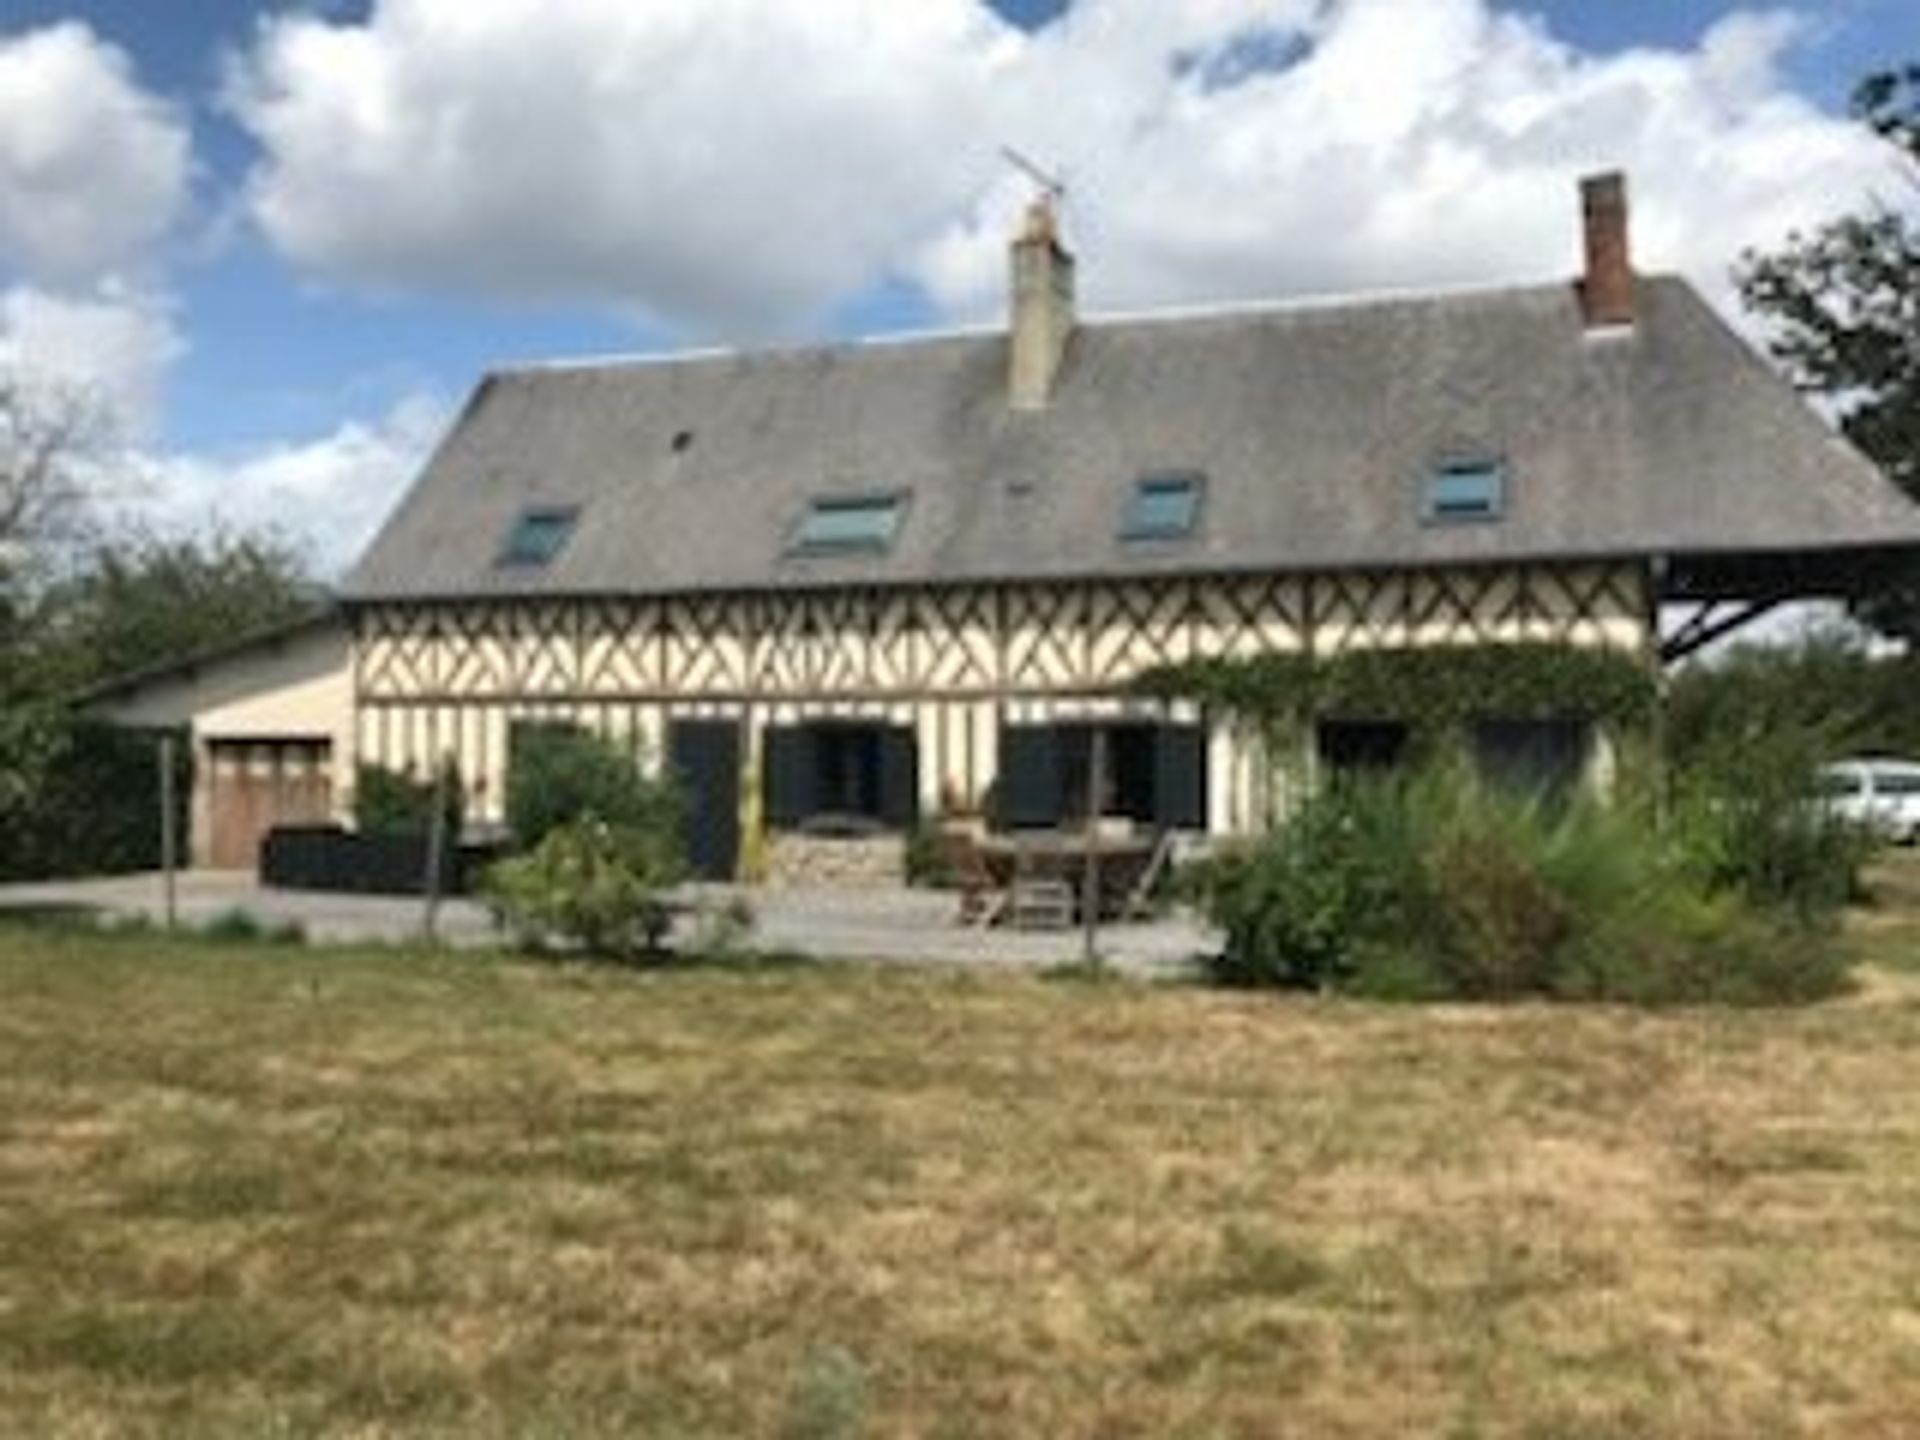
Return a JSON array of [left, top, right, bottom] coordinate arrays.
[[763, 721, 919, 830], [1122, 471, 1204, 540], [1872, 769, 1920, 798], [497, 505, 579, 567], [1317, 721, 1410, 778], [1423, 458, 1506, 524], [1820, 769, 1865, 798], [996, 722, 1207, 830], [1472, 719, 1592, 800], [790, 493, 905, 555]]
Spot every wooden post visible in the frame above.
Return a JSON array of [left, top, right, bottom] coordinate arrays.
[[421, 756, 450, 943], [1081, 726, 1105, 970], [158, 733, 178, 932]]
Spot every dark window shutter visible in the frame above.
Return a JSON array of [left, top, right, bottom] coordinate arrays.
[[763, 726, 814, 827], [1154, 724, 1207, 830], [878, 727, 919, 829], [998, 725, 1062, 828]]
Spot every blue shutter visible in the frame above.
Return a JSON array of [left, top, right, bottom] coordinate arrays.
[[997, 726, 1062, 828], [763, 726, 814, 827], [1154, 725, 1207, 829], [879, 727, 920, 829]]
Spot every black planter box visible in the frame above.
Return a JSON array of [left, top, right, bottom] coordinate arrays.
[[261, 825, 492, 897]]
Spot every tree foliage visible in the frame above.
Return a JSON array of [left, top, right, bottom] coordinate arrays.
[[0, 371, 324, 879], [1737, 65, 1920, 634], [0, 375, 104, 560], [29, 529, 322, 695], [1136, 642, 1656, 744]]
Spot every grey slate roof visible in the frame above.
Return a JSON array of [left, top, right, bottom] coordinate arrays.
[[345, 276, 1920, 601]]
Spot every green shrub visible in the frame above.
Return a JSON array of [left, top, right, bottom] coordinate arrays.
[[484, 816, 685, 961], [1424, 825, 1574, 1000], [1671, 726, 1871, 923], [355, 759, 463, 840], [196, 908, 305, 947], [1195, 780, 1427, 991], [505, 723, 678, 850], [0, 719, 190, 882], [1200, 768, 1853, 1007]]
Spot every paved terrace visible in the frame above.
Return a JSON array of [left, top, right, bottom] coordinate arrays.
[[0, 872, 1215, 977]]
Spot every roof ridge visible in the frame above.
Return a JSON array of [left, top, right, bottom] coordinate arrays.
[[489, 273, 1676, 380]]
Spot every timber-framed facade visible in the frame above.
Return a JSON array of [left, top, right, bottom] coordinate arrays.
[[352, 560, 1651, 841]]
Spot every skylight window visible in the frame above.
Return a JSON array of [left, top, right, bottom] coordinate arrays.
[[1423, 459, 1507, 524], [497, 505, 579, 567], [1122, 471, 1204, 540], [790, 493, 905, 555]]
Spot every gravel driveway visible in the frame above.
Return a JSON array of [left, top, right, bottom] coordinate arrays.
[[0, 871, 1214, 975]]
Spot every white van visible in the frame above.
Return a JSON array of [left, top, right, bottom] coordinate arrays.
[[1818, 759, 1920, 844]]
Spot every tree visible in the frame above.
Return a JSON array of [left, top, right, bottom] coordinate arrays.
[[0, 369, 326, 878], [32, 529, 324, 694], [0, 375, 103, 558], [1738, 65, 1920, 635]]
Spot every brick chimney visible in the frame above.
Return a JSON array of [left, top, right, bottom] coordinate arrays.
[[1009, 201, 1076, 410], [1578, 171, 1634, 329]]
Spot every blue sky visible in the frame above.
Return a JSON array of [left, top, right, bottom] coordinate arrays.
[[1, 0, 1914, 568]]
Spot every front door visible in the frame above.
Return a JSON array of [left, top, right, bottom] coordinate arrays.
[[668, 720, 742, 881]]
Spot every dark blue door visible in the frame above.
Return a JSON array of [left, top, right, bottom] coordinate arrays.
[[669, 720, 742, 881]]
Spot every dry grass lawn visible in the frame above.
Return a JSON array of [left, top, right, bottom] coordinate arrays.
[[3, 892, 1920, 1437]]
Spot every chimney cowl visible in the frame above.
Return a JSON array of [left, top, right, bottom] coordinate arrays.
[[1579, 170, 1634, 329]]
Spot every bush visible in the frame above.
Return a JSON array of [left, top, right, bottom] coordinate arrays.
[[505, 723, 679, 850], [355, 759, 463, 840], [484, 816, 685, 961], [1194, 781, 1427, 991], [1199, 768, 1853, 1007], [197, 908, 306, 947], [1670, 726, 1872, 924], [0, 718, 190, 882]]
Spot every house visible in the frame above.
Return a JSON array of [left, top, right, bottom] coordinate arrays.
[[89, 174, 1920, 880]]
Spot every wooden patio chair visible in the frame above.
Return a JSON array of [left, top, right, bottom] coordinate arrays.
[[942, 827, 1007, 928], [1007, 840, 1074, 931], [1121, 829, 1180, 921]]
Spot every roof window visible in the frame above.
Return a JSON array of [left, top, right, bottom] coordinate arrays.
[[497, 505, 579, 567], [1423, 458, 1506, 524], [790, 493, 905, 555], [1122, 471, 1204, 540]]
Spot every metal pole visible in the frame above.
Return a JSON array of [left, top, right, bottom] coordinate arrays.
[[421, 756, 450, 943], [1081, 727, 1105, 970], [158, 733, 177, 932]]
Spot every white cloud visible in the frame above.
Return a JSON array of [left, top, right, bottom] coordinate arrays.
[[0, 21, 191, 283], [0, 282, 184, 438], [124, 394, 448, 577], [228, 0, 1905, 337], [916, 1, 1906, 323], [230, 0, 1015, 336]]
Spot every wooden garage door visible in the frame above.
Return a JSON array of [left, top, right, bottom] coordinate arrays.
[[207, 739, 333, 871]]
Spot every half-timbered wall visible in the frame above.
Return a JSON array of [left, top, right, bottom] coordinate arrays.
[[352, 561, 1651, 835]]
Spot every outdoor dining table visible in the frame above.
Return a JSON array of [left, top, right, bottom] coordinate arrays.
[[972, 829, 1159, 921]]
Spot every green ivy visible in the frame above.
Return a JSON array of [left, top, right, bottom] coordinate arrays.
[[1135, 642, 1656, 741]]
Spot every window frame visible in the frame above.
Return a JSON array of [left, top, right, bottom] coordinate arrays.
[[1421, 457, 1508, 526], [495, 504, 581, 568], [787, 490, 909, 557], [1120, 470, 1206, 542]]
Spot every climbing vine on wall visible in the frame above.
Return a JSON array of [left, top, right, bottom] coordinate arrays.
[[1134, 642, 1656, 745]]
